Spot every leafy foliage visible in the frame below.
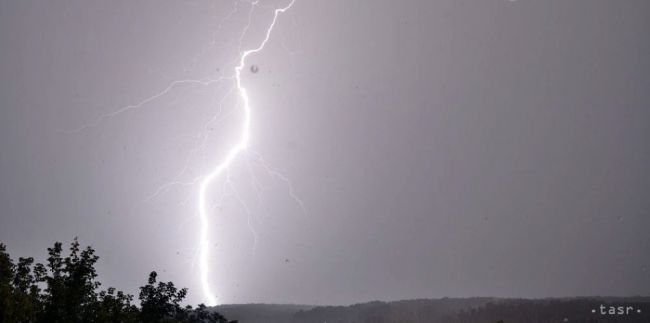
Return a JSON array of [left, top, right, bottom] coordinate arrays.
[[0, 239, 235, 323]]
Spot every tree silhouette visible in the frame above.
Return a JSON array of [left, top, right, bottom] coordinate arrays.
[[139, 271, 188, 322], [0, 239, 235, 323]]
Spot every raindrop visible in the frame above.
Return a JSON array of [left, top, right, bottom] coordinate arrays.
[[250, 64, 259, 73]]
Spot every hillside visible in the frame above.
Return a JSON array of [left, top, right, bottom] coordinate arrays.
[[215, 304, 315, 323], [214, 297, 650, 323]]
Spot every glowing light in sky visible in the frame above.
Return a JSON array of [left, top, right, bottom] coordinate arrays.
[[197, 0, 296, 306], [72, 0, 299, 306]]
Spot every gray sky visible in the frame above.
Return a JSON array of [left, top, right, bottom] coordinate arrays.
[[1, 0, 649, 306]]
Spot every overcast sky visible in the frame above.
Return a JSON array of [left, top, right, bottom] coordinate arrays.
[[1, 0, 649, 306]]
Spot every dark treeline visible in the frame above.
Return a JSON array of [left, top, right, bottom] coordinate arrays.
[[0, 239, 236, 323], [442, 299, 650, 323], [290, 298, 492, 323], [288, 298, 650, 323]]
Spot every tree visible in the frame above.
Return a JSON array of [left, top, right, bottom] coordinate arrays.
[[138, 272, 236, 323], [11, 256, 41, 322], [0, 239, 234, 323], [139, 271, 188, 322], [39, 238, 102, 322], [0, 243, 16, 321], [188, 304, 234, 323], [94, 287, 139, 323]]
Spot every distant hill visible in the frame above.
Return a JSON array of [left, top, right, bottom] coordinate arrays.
[[215, 304, 315, 323], [291, 297, 494, 323], [214, 297, 650, 323]]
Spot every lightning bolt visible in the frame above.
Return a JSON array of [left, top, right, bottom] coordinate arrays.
[[197, 0, 296, 306], [69, 0, 299, 306]]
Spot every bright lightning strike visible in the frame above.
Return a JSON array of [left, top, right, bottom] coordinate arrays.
[[197, 0, 296, 306], [70, 0, 299, 307]]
